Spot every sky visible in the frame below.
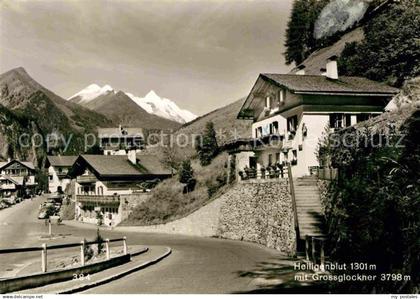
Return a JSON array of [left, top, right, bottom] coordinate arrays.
[[0, 0, 294, 116]]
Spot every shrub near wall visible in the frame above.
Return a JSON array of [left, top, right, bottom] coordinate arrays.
[[319, 107, 420, 293], [217, 180, 296, 256]]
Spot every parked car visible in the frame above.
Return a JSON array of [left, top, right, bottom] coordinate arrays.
[[38, 209, 47, 219], [3, 196, 17, 205], [0, 200, 10, 209]]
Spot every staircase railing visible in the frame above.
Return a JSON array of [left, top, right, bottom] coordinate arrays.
[[287, 164, 299, 240]]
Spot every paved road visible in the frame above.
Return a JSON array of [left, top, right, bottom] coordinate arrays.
[[0, 197, 295, 293]]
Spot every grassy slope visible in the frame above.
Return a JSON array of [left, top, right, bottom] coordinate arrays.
[[122, 98, 252, 225], [167, 98, 252, 157], [121, 152, 230, 226]]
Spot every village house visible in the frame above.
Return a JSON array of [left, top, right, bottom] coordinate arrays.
[[98, 126, 145, 156], [69, 153, 171, 226], [46, 156, 77, 193], [0, 159, 37, 198], [234, 57, 399, 178]]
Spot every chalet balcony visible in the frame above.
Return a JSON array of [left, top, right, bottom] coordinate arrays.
[[76, 175, 97, 184], [77, 195, 120, 205], [0, 184, 16, 190]]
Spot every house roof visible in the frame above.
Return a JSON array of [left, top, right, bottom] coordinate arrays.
[[261, 74, 399, 95], [98, 127, 144, 138], [47, 156, 77, 167], [0, 175, 23, 185], [79, 155, 141, 177], [136, 154, 172, 175], [0, 160, 35, 171]]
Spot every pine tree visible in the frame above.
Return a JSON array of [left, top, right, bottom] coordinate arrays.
[[179, 160, 196, 193], [195, 121, 219, 166], [284, 0, 329, 65], [339, 1, 420, 87], [179, 160, 194, 184]]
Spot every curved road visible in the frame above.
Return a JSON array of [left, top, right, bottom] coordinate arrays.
[[0, 197, 293, 293]]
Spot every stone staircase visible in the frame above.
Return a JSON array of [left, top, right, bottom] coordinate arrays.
[[293, 176, 325, 239]]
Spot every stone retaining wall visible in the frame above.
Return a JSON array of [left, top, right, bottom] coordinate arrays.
[[119, 180, 296, 256], [217, 180, 296, 255]]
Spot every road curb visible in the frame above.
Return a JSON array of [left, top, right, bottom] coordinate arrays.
[[59, 247, 172, 294]]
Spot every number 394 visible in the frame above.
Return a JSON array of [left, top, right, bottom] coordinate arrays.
[[73, 273, 91, 281]]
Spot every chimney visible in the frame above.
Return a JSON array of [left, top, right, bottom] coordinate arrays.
[[326, 55, 338, 79], [320, 68, 327, 76], [127, 149, 137, 164], [7, 157, 11, 163], [295, 65, 306, 75]]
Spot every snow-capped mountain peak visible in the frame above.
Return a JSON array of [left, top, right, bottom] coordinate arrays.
[[125, 90, 196, 124], [69, 84, 196, 124], [68, 84, 114, 103]]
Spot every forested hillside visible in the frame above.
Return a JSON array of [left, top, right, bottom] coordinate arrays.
[[285, 0, 419, 87]]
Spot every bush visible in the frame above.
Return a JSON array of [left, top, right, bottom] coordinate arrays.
[[319, 110, 420, 293], [83, 238, 94, 261], [95, 228, 104, 255], [179, 159, 196, 193], [206, 172, 227, 198]]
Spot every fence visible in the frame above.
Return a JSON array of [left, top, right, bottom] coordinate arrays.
[[305, 236, 326, 270], [239, 166, 287, 181], [317, 167, 338, 181], [0, 237, 128, 274]]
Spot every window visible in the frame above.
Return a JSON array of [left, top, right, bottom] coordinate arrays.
[[287, 115, 298, 133], [357, 113, 371, 123], [257, 127, 263, 138], [268, 154, 273, 166], [283, 152, 289, 162], [275, 153, 280, 163], [330, 114, 351, 129], [265, 96, 271, 109], [272, 121, 279, 134], [278, 89, 286, 105]]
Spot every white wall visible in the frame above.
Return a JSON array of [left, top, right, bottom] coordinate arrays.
[[292, 114, 330, 177], [48, 166, 71, 193], [248, 112, 331, 177], [252, 114, 288, 138]]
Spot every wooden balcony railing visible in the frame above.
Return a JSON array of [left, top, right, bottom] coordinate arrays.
[[77, 195, 120, 204], [76, 175, 97, 183]]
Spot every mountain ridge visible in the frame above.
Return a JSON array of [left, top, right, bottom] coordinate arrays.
[[79, 90, 182, 130], [0, 67, 113, 159], [69, 84, 196, 124]]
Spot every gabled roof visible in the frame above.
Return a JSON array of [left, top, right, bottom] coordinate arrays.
[[70, 154, 172, 179], [77, 155, 141, 177], [98, 127, 144, 138], [261, 74, 399, 95], [0, 160, 35, 171], [0, 175, 23, 186], [136, 154, 172, 175], [47, 156, 77, 167]]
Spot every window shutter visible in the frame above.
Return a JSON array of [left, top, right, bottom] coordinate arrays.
[[345, 114, 351, 127], [329, 114, 335, 128]]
